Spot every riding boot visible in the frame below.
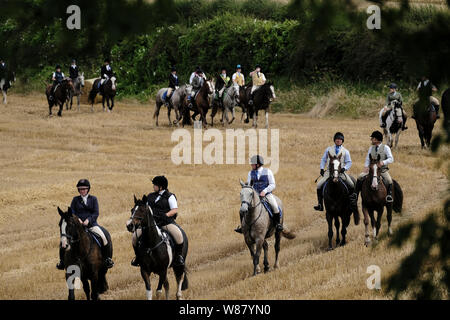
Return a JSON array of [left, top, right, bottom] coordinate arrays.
[[314, 189, 324, 211], [56, 247, 65, 270], [234, 211, 244, 234], [273, 213, 283, 232], [100, 242, 114, 269], [386, 183, 394, 203], [173, 243, 185, 267]]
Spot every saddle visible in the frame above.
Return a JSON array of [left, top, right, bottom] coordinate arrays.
[[261, 198, 283, 220], [87, 230, 102, 248], [322, 178, 350, 196]]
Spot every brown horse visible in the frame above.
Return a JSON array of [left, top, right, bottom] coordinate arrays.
[[57, 207, 110, 300], [46, 78, 74, 117], [182, 79, 214, 127], [88, 77, 117, 112], [360, 155, 403, 246], [413, 98, 437, 149]]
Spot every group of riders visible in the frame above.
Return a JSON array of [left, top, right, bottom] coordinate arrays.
[[163, 63, 268, 110], [48, 58, 114, 102]]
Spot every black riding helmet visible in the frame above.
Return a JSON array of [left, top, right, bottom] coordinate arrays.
[[76, 179, 91, 191], [250, 155, 264, 166], [333, 132, 344, 143], [152, 175, 168, 190], [55, 65, 61, 70], [370, 130, 383, 142], [388, 83, 397, 89]]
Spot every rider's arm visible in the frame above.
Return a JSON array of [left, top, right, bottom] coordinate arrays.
[[166, 195, 178, 217], [88, 197, 99, 227], [344, 151, 352, 171], [263, 169, 276, 194], [320, 149, 328, 170], [382, 145, 394, 166]]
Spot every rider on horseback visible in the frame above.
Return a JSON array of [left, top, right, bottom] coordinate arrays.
[[355, 131, 395, 203], [165, 67, 179, 107], [232, 64, 245, 92], [49, 65, 65, 101], [380, 83, 408, 130], [248, 64, 266, 106], [69, 59, 79, 81], [235, 155, 283, 234], [416, 75, 440, 119], [187, 66, 206, 109], [216, 67, 230, 104], [314, 132, 358, 214], [131, 176, 185, 267], [99, 58, 114, 91], [56, 179, 114, 270]]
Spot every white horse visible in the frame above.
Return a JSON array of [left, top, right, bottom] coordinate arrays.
[[380, 100, 404, 149], [66, 73, 85, 111], [1, 72, 15, 104]]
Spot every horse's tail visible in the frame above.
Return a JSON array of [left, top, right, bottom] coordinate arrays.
[[281, 225, 296, 239], [393, 179, 403, 213]]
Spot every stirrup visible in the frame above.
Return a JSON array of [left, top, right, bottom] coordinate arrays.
[[234, 226, 243, 234], [275, 223, 283, 232], [56, 261, 65, 270], [248, 100, 254, 105], [174, 255, 185, 267], [314, 204, 324, 211], [105, 258, 114, 269], [131, 257, 140, 267], [386, 195, 393, 203]]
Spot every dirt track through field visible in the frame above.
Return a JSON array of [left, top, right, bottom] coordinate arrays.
[[0, 94, 446, 300]]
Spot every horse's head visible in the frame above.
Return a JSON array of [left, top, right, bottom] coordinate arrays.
[[62, 77, 74, 92], [58, 206, 82, 251], [79, 72, 85, 88], [239, 179, 255, 215], [392, 100, 403, 124], [206, 79, 214, 95], [267, 82, 276, 101], [185, 84, 193, 96], [126, 195, 151, 233], [328, 152, 342, 183], [368, 154, 381, 190], [110, 76, 117, 91]]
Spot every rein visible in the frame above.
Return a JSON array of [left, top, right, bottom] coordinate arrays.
[[241, 186, 263, 229]]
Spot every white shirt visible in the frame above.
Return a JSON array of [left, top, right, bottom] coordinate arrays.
[[247, 166, 276, 194], [71, 64, 77, 69], [52, 72, 65, 78], [417, 80, 436, 90], [189, 72, 206, 84], [81, 194, 89, 205], [155, 190, 178, 209], [364, 144, 394, 167]]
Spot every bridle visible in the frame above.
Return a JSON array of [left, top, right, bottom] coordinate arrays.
[[240, 185, 263, 228]]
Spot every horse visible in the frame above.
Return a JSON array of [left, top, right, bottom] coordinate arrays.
[[382, 100, 405, 149], [239, 180, 295, 276], [182, 79, 214, 127], [154, 85, 188, 127], [88, 76, 117, 113], [57, 207, 110, 300], [210, 85, 240, 126], [249, 82, 276, 128], [323, 153, 360, 251], [238, 85, 251, 123], [441, 88, 449, 129], [1, 70, 15, 105], [45, 78, 74, 117], [360, 154, 403, 246], [126, 195, 189, 300], [413, 97, 437, 149], [66, 73, 85, 111]]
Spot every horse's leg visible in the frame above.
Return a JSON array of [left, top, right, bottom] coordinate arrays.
[[369, 209, 377, 241], [90, 274, 99, 301], [334, 216, 341, 247], [102, 96, 106, 112], [156, 271, 167, 300], [265, 109, 269, 128], [141, 269, 152, 300], [77, 94, 80, 112], [110, 96, 114, 111], [375, 208, 384, 240], [274, 230, 281, 269], [341, 215, 349, 246], [386, 204, 393, 236], [57, 102, 63, 117], [252, 238, 263, 276], [163, 276, 170, 300], [253, 110, 258, 128], [394, 131, 401, 150], [262, 240, 270, 273], [229, 106, 235, 124], [82, 278, 91, 301], [175, 269, 185, 300], [168, 105, 172, 126], [2, 90, 6, 104], [326, 212, 333, 251], [106, 97, 111, 113], [363, 207, 371, 246], [66, 273, 75, 300], [154, 103, 161, 126], [417, 122, 425, 149]]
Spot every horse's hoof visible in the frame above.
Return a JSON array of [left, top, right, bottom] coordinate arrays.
[[388, 227, 393, 236], [364, 239, 371, 247], [340, 240, 346, 246], [327, 246, 333, 251], [335, 240, 341, 247], [264, 267, 270, 273], [274, 263, 279, 269]]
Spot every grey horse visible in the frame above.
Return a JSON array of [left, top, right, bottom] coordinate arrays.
[[211, 85, 240, 126], [66, 73, 85, 111], [239, 180, 295, 276], [154, 85, 189, 126]]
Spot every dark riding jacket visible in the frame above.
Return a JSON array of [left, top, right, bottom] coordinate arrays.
[[53, 71, 64, 84], [69, 65, 79, 79], [101, 65, 114, 79], [147, 191, 177, 227], [168, 73, 179, 89], [216, 74, 226, 91], [70, 195, 99, 227]]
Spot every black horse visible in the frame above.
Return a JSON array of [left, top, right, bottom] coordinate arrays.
[[248, 82, 276, 128], [126, 195, 189, 300], [413, 97, 437, 149], [88, 76, 116, 112], [323, 153, 359, 251], [441, 88, 449, 129], [46, 78, 74, 117], [57, 207, 110, 300]]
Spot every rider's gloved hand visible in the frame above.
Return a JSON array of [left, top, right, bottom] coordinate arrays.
[[340, 168, 346, 174]]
